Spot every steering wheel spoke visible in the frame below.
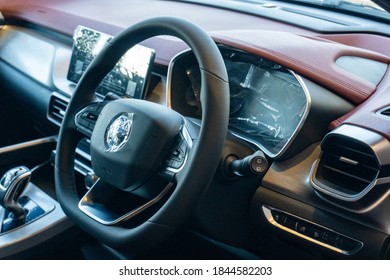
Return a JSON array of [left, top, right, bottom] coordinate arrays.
[[78, 177, 175, 226]]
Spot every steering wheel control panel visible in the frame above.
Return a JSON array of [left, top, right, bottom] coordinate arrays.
[[75, 102, 107, 137], [164, 126, 192, 173]]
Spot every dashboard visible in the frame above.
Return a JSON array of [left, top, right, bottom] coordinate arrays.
[[67, 27, 312, 158], [0, 0, 389, 260]]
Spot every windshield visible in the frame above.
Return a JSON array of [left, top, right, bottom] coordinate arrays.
[[269, 0, 389, 20]]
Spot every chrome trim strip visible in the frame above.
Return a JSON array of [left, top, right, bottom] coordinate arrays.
[[76, 147, 92, 162], [166, 47, 311, 159], [74, 158, 93, 177], [339, 156, 358, 165], [262, 205, 363, 256], [78, 181, 174, 226], [0, 136, 57, 155], [166, 48, 191, 110]]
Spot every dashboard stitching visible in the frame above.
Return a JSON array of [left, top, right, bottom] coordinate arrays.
[[214, 36, 373, 103], [246, 45, 370, 99]]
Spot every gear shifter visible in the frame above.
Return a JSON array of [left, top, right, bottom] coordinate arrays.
[[0, 166, 31, 219]]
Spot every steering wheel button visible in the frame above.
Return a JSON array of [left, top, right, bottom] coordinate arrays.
[[178, 145, 186, 154], [179, 140, 188, 153], [173, 150, 180, 157], [170, 160, 183, 169], [78, 118, 89, 128], [87, 113, 98, 121], [173, 153, 184, 162], [88, 104, 100, 111]]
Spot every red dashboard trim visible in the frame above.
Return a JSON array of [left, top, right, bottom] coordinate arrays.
[[212, 31, 389, 105], [330, 68, 390, 140], [319, 34, 390, 57]]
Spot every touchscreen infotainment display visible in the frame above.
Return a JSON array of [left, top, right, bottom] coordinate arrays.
[[67, 26, 155, 99]]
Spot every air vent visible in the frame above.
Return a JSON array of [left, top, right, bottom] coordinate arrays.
[[312, 135, 380, 201], [48, 92, 69, 126], [378, 107, 390, 118]]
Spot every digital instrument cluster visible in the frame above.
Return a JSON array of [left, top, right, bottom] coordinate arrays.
[[169, 48, 309, 157]]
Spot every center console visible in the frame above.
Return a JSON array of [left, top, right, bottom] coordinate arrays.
[[0, 137, 72, 258]]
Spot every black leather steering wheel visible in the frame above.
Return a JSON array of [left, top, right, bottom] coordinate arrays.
[[55, 17, 229, 254]]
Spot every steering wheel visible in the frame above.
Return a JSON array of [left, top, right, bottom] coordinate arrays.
[[55, 17, 229, 254]]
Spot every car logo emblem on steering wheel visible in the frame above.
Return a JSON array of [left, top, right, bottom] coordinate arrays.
[[104, 112, 134, 152]]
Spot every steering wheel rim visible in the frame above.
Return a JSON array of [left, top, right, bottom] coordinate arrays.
[[55, 17, 229, 253]]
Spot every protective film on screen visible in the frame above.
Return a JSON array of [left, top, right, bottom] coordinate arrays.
[[67, 26, 155, 99], [184, 48, 309, 158]]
